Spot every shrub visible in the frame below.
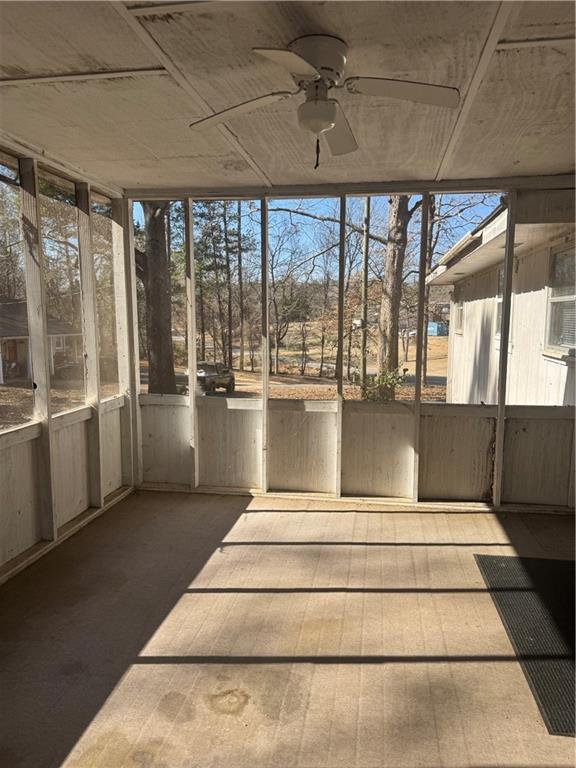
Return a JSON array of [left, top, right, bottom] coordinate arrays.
[[361, 368, 407, 401]]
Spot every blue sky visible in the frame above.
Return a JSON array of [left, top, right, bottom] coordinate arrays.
[[132, 192, 500, 278]]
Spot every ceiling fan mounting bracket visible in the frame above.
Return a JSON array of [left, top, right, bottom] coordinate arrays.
[[288, 34, 348, 86]]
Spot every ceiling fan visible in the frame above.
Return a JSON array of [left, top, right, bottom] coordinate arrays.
[[189, 34, 460, 162]]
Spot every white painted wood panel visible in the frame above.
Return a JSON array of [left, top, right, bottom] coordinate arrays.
[[52, 420, 91, 528], [0, 440, 40, 566], [101, 406, 123, 497], [502, 414, 574, 506], [449, 233, 574, 406], [449, 269, 500, 405], [268, 401, 338, 493], [141, 401, 191, 487], [341, 402, 414, 498], [506, 236, 574, 406], [419, 410, 495, 501], [197, 397, 262, 489]]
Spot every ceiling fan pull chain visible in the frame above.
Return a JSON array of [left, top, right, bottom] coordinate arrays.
[[314, 136, 321, 169]]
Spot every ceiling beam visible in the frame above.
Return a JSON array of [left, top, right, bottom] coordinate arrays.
[[496, 36, 575, 50], [123, 173, 575, 201], [0, 68, 167, 87], [435, 2, 516, 181], [111, 1, 273, 188]]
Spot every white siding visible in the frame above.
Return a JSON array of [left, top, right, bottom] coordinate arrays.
[[448, 235, 574, 406], [448, 269, 500, 404], [506, 238, 574, 405]]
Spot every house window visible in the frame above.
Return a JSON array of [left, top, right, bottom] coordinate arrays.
[[546, 245, 575, 352], [454, 300, 464, 334]]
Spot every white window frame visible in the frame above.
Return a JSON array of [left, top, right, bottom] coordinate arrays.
[[545, 240, 575, 357]]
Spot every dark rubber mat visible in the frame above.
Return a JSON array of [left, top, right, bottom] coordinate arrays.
[[475, 555, 575, 737]]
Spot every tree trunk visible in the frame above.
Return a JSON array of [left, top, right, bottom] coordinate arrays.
[[377, 195, 411, 379], [299, 322, 307, 376], [208, 208, 226, 363], [198, 274, 206, 360], [275, 333, 280, 375], [142, 201, 177, 394], [401, 329, 410, 362], [347, 325, 353, 380], [237, 201, 245, 371], [361, 196, 370, 385], [211, 310, 219, 361], [422, 194, 435, 385], [223, 202, 234, 369]]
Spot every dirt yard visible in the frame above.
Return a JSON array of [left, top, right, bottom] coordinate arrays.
[[0, 380, 120, 430], [230, 336, 449, 401], [1, 337, 448, 429]]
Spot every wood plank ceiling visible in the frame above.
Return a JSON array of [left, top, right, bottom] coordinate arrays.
[[0, 1, 573, 192]]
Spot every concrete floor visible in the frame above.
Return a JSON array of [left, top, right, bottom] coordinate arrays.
[[0, 491, 574, 768]]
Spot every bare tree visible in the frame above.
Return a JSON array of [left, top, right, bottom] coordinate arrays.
[[377, 195, 421, 377], [140, 201, 177, 394], [237, 200, 245, 371]]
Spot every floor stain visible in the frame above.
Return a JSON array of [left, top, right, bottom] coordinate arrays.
[[70, 731, 172, 768], [158, 690, 196, 723], [199, 669, 304, 724], [205, 688, 251, 716]]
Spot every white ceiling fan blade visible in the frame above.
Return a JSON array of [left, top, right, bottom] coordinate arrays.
[[190, 91, 294, 131], [253, 48, 320, 79], [324, 100, 358, 156], [346, 77, 460, 109]]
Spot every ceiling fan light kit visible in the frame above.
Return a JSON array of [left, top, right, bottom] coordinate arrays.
[[189, 33, 461, 163], [297, 82, 337, 134]]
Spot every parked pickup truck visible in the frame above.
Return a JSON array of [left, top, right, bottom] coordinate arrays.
[[196, 361, 235, 393]]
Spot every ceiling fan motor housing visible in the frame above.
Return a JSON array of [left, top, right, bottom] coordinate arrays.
[[289, 34, 348, 85]]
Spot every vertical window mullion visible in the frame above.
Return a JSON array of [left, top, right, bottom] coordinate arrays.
[[19, 157, 56, 539], [76, 182, 103, 508]]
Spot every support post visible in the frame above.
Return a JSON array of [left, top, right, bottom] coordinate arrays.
[[76, 182, 103, 507], [335, 195, 346, 496], [493, 190, 517, 508], [185, 198, 199, 488], [361, 196, 371, 386], [412, 192, 430, 501], [111, 198, 135, 487], [122, 198, 143, 486], [261, 198, 269, 492], [19, 157, 56, 539]]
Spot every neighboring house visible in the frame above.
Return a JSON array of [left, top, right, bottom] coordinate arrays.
[[427, 202, 575, 406], [0, 300, 82, 384]]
